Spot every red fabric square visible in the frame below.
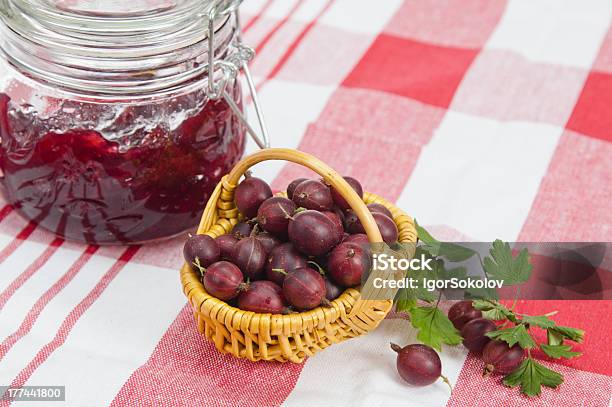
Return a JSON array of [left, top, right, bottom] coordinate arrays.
[[519, 130, 612, 242], [566, 71, 612, 142], [342, 34, 479, 108]]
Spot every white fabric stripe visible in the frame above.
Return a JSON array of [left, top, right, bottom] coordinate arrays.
[[19, 262, 186, 407], [242, 0, 331, 24], [0, 246, 82, 342], [238, 0, 268, 16], [0, 240, 48, 294], [0, 252, 116, 382], [292, 0, 332, 23], [283, 319, 468, 407], [319, 0, 403, 34], [245, 0, 301, 21], [0, 233, 14, 252], [396, 111, 562, 241], [486, 0, 612, 68]]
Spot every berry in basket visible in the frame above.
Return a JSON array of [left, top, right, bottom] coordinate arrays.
[[183, 171, 400, 314], [265, 243, 308, 285], [183, 234, 220, 269], [232, 233, 267, 280], [237, 280, 287, 314], [292, 179, 334, 211], [345, 210, 398, 243], [328, 241, 371, 288], [280, 266, 328, 311], [199, 261, 246, 301], [256, 196, 296, 238], [234, 174, 272, 218]]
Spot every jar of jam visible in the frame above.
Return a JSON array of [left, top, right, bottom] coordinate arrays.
[[0, 0, 265, 244]]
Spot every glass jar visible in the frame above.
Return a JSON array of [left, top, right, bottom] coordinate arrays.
[[0, 0, 255, 244]]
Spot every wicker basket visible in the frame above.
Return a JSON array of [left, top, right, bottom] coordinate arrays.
[[180, 148, 417, 362]]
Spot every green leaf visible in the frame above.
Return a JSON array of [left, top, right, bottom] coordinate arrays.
[[473, 300, 513, 321], [394, 288, 417, 313], [540, 344, 581, 359], [426, 256, 452, 280], [481, 308, 503, 320], [409, 306, 463, 351], [521, 315, 556, 329], [548, 326, 585, 343], [399, 277, 436, 304], [486, 325, 536, 349], [471, 299, 494, 310], [415, 220, 439, 246], [415, 283, 437, 303], [503, 358, 563, 397], [435, 243, 477, 262], [482, 240, 532, 285], [547, 329, 564, 346], [421, 241, 477, 263], [440, 267, 468, 280], [415, 222, 476, 262]]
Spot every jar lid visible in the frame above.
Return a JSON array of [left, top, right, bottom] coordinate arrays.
[[5, 0, 240, 33], [0, 0, 244, 99]]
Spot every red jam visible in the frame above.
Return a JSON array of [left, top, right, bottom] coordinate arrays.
[[0, 92, 245, 244]]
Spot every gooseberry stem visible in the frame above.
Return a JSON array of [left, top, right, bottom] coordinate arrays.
[[440, 374, 453, 392], [434, 290, 442, 308], [279, 203, 294, 220], [308, 261, 326, 275], [510, 286, 521, 312], [483, 364, 494, 378], [192, 258, 206, 277]]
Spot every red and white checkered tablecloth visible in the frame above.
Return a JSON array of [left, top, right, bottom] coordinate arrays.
[[1, 0, 611, 406]]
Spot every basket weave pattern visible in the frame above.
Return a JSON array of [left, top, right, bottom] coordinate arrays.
[[180, 149, 416, 362]]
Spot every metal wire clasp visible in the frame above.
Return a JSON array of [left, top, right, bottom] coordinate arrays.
[[205, 0, 270, 149]]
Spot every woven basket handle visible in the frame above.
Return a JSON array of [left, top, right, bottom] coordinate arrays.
[[217, 148, 384, 243]]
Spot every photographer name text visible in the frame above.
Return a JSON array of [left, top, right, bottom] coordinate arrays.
[[371, 253, 504, 292]]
